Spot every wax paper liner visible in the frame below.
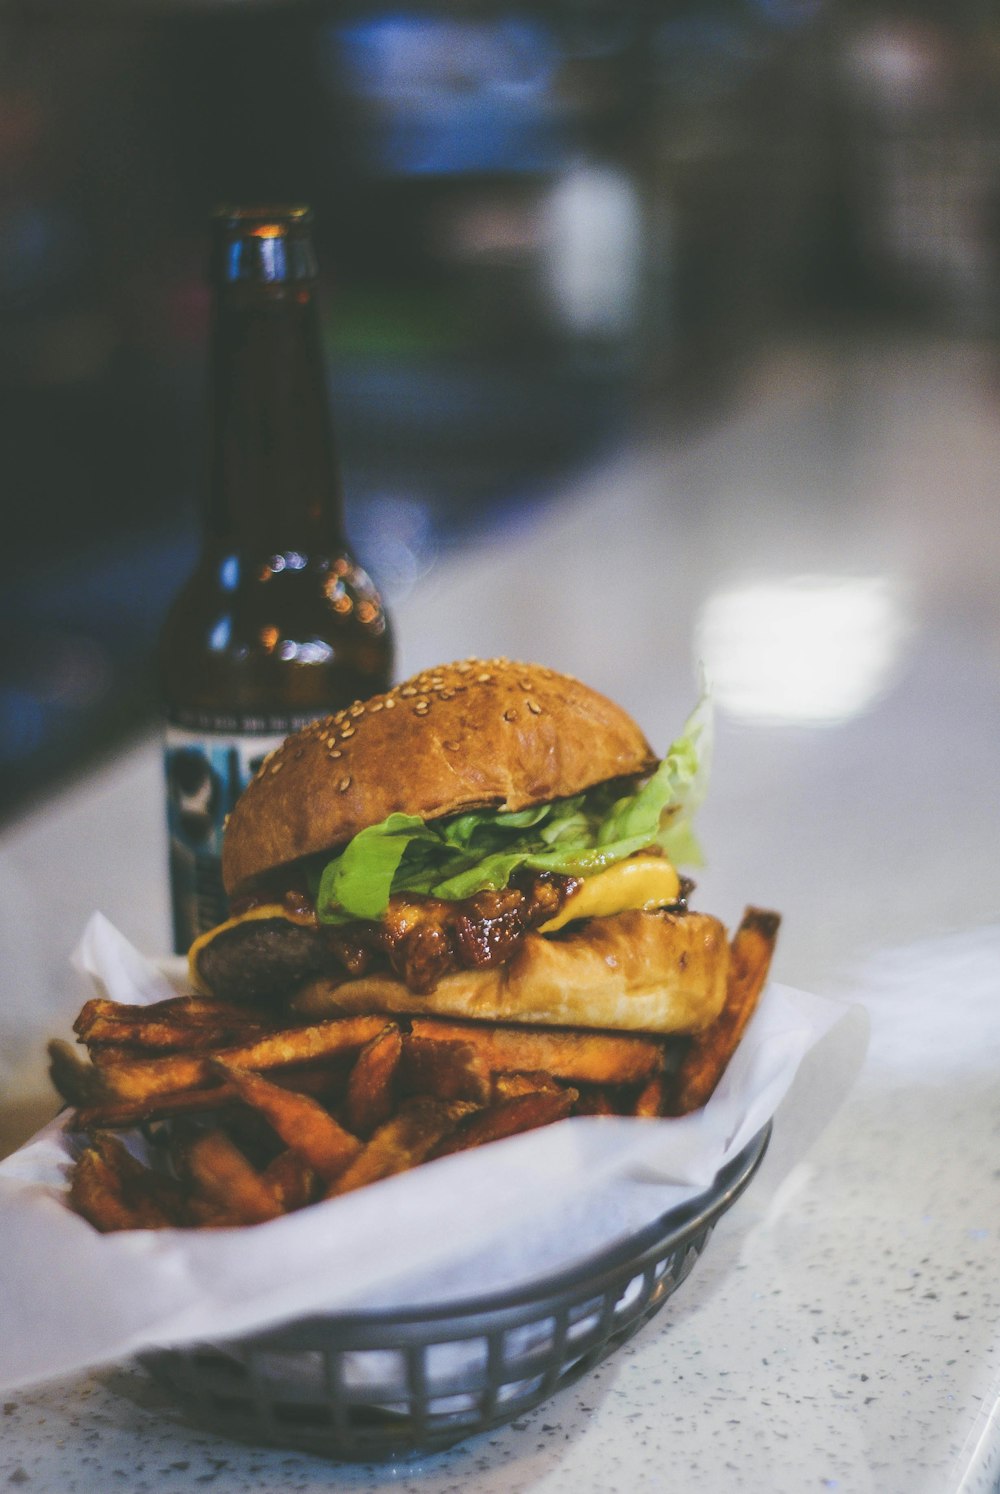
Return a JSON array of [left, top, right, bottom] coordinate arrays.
[[0, 913, 868, 1393]]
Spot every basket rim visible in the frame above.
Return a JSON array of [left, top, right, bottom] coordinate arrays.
[[237, 1121, 771, 1344]]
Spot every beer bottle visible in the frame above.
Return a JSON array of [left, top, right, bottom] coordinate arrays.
[[160, 205, 393, 953]]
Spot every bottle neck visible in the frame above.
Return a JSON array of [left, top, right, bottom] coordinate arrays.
[[204, 279, 346, 555]]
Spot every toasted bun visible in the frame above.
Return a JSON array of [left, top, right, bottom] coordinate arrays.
[[223, 658, 657, 896], [289, 910, 730, 1036]]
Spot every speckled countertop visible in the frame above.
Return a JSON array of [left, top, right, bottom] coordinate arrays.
[[2, 335, 999, 1492]]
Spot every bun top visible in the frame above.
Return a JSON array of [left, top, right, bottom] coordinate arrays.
[[222, 658, 657, 895]]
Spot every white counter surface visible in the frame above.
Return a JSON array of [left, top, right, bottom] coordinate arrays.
[[2, 335, 999, 1492]]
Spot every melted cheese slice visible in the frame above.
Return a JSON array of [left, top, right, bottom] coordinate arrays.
[[537, 854, 681, 933]]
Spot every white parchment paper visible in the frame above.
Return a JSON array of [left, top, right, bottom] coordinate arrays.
[[0, 914, 868, 1393]]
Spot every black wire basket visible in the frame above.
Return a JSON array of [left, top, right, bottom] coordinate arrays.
[[140, 1124, 769, 1462]]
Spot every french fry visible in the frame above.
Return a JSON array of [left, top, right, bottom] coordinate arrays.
[[182, 1129, 286, 1225], [74, 994, 271, 1038], [69, 1146, 140, 1233], [492, 1070, 567, 1101], [632, 1073, 667, 1117], [97, 1014, 389, 1102], [214, 1063, 362, 1182], [400, 1035, 491, 1105], [69, 1136, 180, 1232], [71, 1059, 346, 1131], [88, 1043, 157, 1069], [572, 1086, 619, 1116], [262, 1148, 316, 1212], [87, 1129, 152, 1181], [344, 1025, 403, 1137], [408, 1018, 664, 1087], [72, 1084, 239, 1131], [88, 1134, 191, 1227], [80, 1015, 274, 1052], [430, 1088, 576, 1158], [668, 907, 780, 1115], [325, 1099, 476, 1198], [48, 1038, 102, 1106]]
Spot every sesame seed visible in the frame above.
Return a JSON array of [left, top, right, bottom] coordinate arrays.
[[269, 761, 283, 774], [340, 724, 356, 739], [350, 702, 365, 717], [414, 700, 430, 716], [370, 699, 384, 712], [384, 697, 396, 709], [339, 775, 352, 792], [519, 679, 533, 691], [400, 685, 417, 697], [329, 748, 342, 759], [477, 672, 492, 683], [527, 699, 542, 714], [443, 739, 460, 751]]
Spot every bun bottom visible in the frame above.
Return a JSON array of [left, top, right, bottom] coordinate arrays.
[[291, 909, 730, 1036]]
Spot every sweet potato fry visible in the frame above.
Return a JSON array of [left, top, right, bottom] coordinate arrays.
[[261, 1148, 316, 1212], [632, 1073, 667, 1117], [86, 1134, 191, 1227], [325, 1099, 475, 1198], [400, 1035, 491, 1105], [344, 1025, 403, 1137], [87, 1129, 151, 1180], [571, 1085, 619, 1116], [430, 1087, 576, 1158], [71, 1059, 346, 1131], [98, 1015, 389, 1102], [88, 1042, 163, 1069], [184, 1195, 257, 1229], [80, 1015, 273, 1052], [74, 994, 271, 1038], [408, 1018, 664, 1087], [69, 1136, 181, 1231], [214, 1062, 362, 1182], [668, 907, 780, 1115], [69, 1146, 139, 1233], [492, 1070, 567, 1101], [182, 1129, 286, 1225], [72, 1084, 238, 1131], [48, 1038, 102, 1106]]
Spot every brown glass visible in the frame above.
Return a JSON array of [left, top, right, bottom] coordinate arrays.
[[160, 207, 393, 951], [160, 206, 393, 728]]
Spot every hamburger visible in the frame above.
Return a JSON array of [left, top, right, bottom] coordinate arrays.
[[188, 658, 734, 1040]]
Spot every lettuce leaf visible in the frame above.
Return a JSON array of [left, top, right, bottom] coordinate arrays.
[[312, 693, 712, 924]]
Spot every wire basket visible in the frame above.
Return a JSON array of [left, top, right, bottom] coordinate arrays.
[[140, 1124, 769, 1462]]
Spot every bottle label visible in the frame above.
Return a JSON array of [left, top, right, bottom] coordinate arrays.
[[164, 713, 321, 954]]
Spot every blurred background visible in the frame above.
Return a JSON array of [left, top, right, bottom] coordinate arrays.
[[1, 0, 999, 823]]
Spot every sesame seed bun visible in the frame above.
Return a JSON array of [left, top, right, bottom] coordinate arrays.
[[222, 658, 658, 896]]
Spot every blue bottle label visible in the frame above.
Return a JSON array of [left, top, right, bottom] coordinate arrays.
[[164, 713, 321, 954]]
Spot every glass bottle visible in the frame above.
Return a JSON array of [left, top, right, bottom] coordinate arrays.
[[160, 205, 393, 952]]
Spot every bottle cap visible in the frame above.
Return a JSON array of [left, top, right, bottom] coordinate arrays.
[[212, 205, 318, 285]]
